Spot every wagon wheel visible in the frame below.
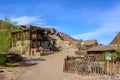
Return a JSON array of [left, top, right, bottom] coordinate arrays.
[[76, 62, 89, 76], [70, 61, 77, 72]]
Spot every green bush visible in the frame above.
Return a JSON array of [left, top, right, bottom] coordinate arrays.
[[0, 54, 7, 65], [112, 53, 117, 61], [116, 44, 120, 59], [98, 53, 106, 61]]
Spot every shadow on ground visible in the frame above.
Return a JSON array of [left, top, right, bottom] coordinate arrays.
[[5, 57, 46, 67], [0, 69, 4, 73], [22, 57, 46, 62]]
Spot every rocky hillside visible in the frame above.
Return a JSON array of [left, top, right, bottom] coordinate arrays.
[[49, 31, 77, 49], [57, 32, 76, 43]]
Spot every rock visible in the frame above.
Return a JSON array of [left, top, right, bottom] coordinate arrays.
[[49, 32, 77, 49]]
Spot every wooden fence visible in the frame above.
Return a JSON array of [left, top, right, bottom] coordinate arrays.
[[89, 61, 119, 76], [63, 59, 120, 76]]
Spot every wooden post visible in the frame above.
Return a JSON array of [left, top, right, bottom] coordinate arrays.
[[101, 62, 105, 74], [113, 61, 117, 76], [115, 62, 117, 76], [107, 61, 109, 75], [64, 60, 69, 72], [35, 30, 38, 56], [116, 62, 119, 74], [29, 26, 31, 56], [110, 61, 112, 76], [101, 62, 104, 75]]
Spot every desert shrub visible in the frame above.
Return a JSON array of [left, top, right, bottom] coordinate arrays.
[[112, 53, 117, 61], [116, 44, 120, 59], [98, 53, 106, 61], [0, 54, 7, 65]]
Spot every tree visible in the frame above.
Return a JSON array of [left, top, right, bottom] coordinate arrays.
[[0, 18, 16, 54], [116, 44, 120, 60], [76, 39, 87, 51], [76, 39, 84, 51]]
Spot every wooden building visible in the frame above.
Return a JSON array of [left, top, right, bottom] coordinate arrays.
[[11, 25, 57, 56], [81, 40, 100, 50], [87, 32, 120, 62], [87, 45, 117, 62]]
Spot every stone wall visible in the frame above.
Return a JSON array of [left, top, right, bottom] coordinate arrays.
[[12, 40, 30, 55]]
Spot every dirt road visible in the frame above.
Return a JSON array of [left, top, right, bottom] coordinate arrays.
[[12, 48, 76, 80]]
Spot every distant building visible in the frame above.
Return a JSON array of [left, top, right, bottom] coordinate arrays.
[[81, 40, 99, 50]]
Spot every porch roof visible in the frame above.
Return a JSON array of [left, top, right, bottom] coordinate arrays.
[[87, 45, 117, 52]]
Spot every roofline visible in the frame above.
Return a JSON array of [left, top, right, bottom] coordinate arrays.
[[12, 29, 29, 33], [109, 32, 120, 45], [87, 45, 117, 52]]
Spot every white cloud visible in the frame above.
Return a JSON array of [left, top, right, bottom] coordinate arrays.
[[11, 16, 46, 25], [72, 4, 120, 45]]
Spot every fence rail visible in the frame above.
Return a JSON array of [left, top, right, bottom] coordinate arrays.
[[63, 58, 120, 76]]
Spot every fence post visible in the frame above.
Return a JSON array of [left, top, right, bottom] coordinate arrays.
[[113, 61, 117, 76], [99, 62, 102, 74], [63, 58, 70, 72], [115, 61, 117, 76], [101, 63, 103, 75], [106, 61, 109, 75]]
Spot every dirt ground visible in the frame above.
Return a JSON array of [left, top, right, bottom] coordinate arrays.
[[3, 48, 76, 80], [1, 48, 119, 80]]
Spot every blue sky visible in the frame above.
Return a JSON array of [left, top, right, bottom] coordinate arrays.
[[0, 0, 120, 45]]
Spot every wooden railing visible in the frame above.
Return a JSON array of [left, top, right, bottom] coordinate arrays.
[[89, 61, 119, 76], [63, 57, 120, 76]]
